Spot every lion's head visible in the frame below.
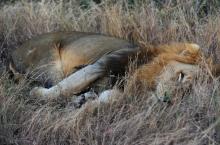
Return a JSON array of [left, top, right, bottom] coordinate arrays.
[[155, 61, 200, 102]]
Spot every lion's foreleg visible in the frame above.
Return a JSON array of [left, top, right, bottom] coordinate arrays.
[[30, 47, 139, 99], [30, 63, 105, 99]]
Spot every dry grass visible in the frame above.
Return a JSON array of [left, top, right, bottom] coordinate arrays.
[[1, 0, 220, 144]]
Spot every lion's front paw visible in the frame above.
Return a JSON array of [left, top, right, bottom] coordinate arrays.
[[30, 87, 48, 98]]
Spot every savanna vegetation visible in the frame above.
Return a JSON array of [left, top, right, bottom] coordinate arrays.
[[1, 0, 220, 144]]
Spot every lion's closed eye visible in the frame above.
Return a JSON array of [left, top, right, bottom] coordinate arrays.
[[176, 71, 193, 84], [177, 71, 185, 82]]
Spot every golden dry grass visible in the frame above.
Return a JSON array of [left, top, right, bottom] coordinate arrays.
[[1, 0, 220, 145]]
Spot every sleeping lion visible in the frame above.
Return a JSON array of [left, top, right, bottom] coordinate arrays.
[[9, 31, 220, 103]]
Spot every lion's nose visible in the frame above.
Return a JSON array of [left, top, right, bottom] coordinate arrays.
[[159, 91, 171, 103]]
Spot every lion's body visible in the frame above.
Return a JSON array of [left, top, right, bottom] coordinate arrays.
[[10, 31, 215, 99], [11, 32, 137, 86]]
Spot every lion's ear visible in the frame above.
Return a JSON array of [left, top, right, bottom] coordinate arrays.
[[179, 43, 201, 56], [189, 43, 200, 51], [188, 43, 201, 54]]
